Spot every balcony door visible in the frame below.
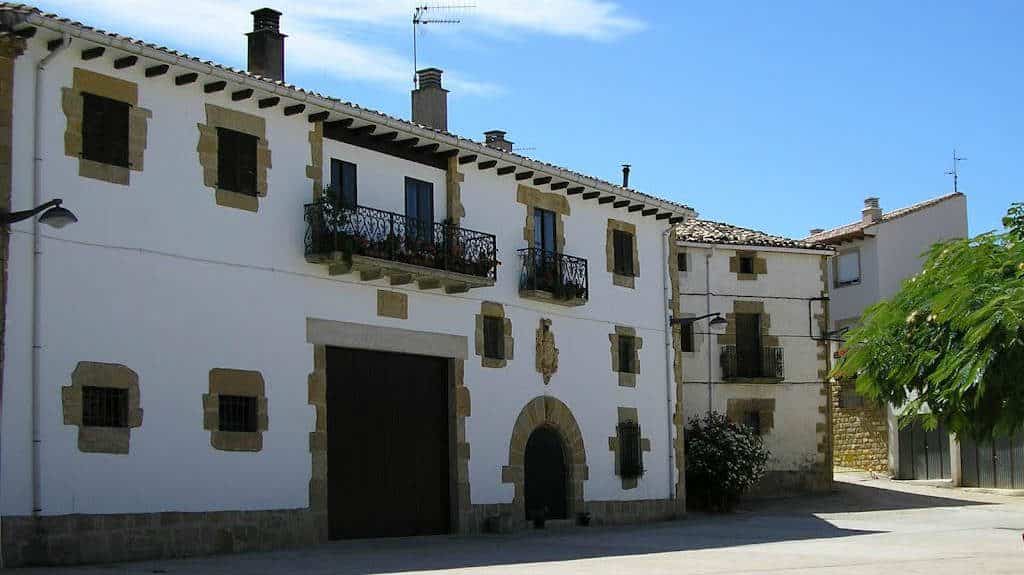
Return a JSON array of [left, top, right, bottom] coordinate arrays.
[[735, 313, 762, 377], [533, 208, 557, 253], [405, 178, 434, 243], [532, 209, 558, 291]]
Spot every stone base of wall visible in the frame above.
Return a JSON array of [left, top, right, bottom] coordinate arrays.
[[466, 498, 683, 533], [1, 509, 324, 567], [748, 468, 832, 497], [831, 387, 889, 473]]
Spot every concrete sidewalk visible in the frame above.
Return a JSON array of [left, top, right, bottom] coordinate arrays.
[[10, 472, 1024, 574]]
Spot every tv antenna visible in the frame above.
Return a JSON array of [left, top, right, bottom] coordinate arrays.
[[945, 149, 966, 194], [413, 4, 474, 88]]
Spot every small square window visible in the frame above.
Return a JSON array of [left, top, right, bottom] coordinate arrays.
[[617, 420, 644, 479], [742, 410, 762, 435], [483, 316, 505, 360], [217, 127, 259, 196], [618, 336, 636, 374], [836, 250, 861, 286], [81, 92, 130, 168], [677, 252, 688, 272], [613, 230, 635, 276], [739, 255, 755, 275], [680, 322, 694, 353], [82, 386, 129, 428], [218, 395, 258, 433]]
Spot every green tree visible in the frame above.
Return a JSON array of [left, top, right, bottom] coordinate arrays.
[[833, 203, 1024, 440]]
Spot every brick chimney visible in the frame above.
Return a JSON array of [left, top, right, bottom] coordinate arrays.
[[484, 130, 512, 153], [862, 197, 882, 224], [621, 164, 631, 188], [412, 68, 448, 131], [247, 8, 286, 81]]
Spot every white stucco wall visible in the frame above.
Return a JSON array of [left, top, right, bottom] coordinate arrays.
[[677, 245, 828, 474], [1, 38, 677, 517]]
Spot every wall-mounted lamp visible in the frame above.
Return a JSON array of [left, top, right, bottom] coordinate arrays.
[[0, 198, 77, 229], [670, 312, 728, 334]]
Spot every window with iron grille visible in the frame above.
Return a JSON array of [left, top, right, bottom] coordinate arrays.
[[677, 252, 688, 272], [743, 410, 762, 435], [217, 127, 258, 196], [483, 316, 505, 360], [617, 420, 643, 479], [739, 255, 755, 275], [838, 383, 866, 409], [82, 386, 129, 428], [680, 321, 694, 353], [81, 92, 130, 168], [218, 395, 258, 433], [618, 335, 636, 373], [613, 230, 635, 276]]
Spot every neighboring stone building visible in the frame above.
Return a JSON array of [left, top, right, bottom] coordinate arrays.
[[672, 220, 834, 494], [0, 5, 702, 567], [807, 193, 968, 478]]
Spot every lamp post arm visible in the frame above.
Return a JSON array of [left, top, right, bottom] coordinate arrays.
[[670, 312, 721, 326], [0, 199, 62, 225]]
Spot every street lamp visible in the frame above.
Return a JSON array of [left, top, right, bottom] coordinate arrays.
[[0, 199, 77, 229], [670, 312, 728, 333]]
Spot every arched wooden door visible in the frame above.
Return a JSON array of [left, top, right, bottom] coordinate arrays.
[[524, 426, 568, 520]]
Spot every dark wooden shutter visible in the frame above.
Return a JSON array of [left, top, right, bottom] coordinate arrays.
[[218, 128, 258, 196], [106, 98, 130, 167], [618, 336, 635, 373], [613, 230, 634, 276], [330, 159, 358, 207], [217, 127, 236, 192], [82, 93, 130, 167], [237, 132, 258, 196], [483, 316, 505, 359], [680, 322, 694, 352], [618, 421, 643, 479], [677, 252, 687, 272], [218, 395, 258, 432]]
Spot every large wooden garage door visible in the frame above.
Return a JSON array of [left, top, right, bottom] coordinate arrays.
[[326, 347, 450, 539], [897, 421, 951, 480], [960, 433, 1024, 489]]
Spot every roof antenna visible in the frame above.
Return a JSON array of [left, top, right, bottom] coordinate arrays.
[[413, 3, 474, 88], [945, 149, 966, 194]]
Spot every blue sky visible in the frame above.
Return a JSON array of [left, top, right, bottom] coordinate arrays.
[[42, 0, 1020, 237]]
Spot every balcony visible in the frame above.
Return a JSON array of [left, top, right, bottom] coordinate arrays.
[[304, 199, 497, 293], [517, 248, 589, 307], [720, 345, 785, 381]]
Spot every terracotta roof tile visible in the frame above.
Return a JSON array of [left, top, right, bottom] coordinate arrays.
[[675, 219, 832, 251], [805, 192, 964, 244]]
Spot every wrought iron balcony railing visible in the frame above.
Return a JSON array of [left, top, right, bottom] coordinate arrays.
[[304, 199, 498, 280], [720, 345, 785, 380], [517, 248, 589, 303]]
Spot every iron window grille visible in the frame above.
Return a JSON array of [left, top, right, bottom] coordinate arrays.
[[612, 230, 635, 276], [617, 420, 644, 479], [739, 255, 755, 274], [81, 386, 129, 428], [81, 92, 130, 168], [720, 345, 785, 379], [218, 395, 258, 433], [838, 383, 866, 409], [216, 127, 258, 196], [618, 335, 637, 374], [483, 316, 505, 360]]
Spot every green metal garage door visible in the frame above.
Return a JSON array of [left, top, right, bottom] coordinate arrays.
[[897, 421, 951, 480], [960, 433, 1024, 489]]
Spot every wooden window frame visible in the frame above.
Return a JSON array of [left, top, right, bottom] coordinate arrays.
[[617, 420, 644, 480], [483, 315, 506, 360], [613, 229, 636, 276], [81, 92, 131, 169], [618, 335, 636, 374], [81, 385, 129, 428], [216, 127, 259, 197], [329, 158, 358, 207]]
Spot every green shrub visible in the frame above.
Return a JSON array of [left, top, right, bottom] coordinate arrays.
[[685, 412, 769, 511]]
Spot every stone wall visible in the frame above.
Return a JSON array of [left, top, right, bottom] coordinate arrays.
[[831, 384, 888, 473]]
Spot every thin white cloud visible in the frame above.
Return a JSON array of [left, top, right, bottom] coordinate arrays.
[[40, 0, 642, 95]]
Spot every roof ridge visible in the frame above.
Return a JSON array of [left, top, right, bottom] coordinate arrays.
[[805, 192, 964, 243]]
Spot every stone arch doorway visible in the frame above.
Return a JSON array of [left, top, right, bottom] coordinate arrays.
[[524, 426, 568, 520], [502, 396, 588, 522]]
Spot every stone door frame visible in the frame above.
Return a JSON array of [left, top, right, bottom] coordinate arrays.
[[305, 318, 471, 536]]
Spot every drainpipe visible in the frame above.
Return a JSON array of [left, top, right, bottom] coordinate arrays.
[[705, 248, 713, 416], [32, 34, 70, 523], [661, 225, 674, 500]]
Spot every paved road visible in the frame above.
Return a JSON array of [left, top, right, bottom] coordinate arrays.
[[12, 472, 1024, 574]]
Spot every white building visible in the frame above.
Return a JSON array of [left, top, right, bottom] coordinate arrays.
[[0, 6, 699, 566], [672, 220, 833, 493], [806, 194, 968, 480]]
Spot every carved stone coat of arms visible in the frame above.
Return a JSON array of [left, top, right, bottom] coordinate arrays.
[[535, 318, 559, 385]]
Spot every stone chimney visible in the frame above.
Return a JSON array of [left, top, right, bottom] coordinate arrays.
[[247, 8, 286, 81], [621, 164, 631, 188], [862, 197, 882, 224], [484, 130, 513, 153], [809, 228, 824, 236], [412, 68, 448, 131]]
